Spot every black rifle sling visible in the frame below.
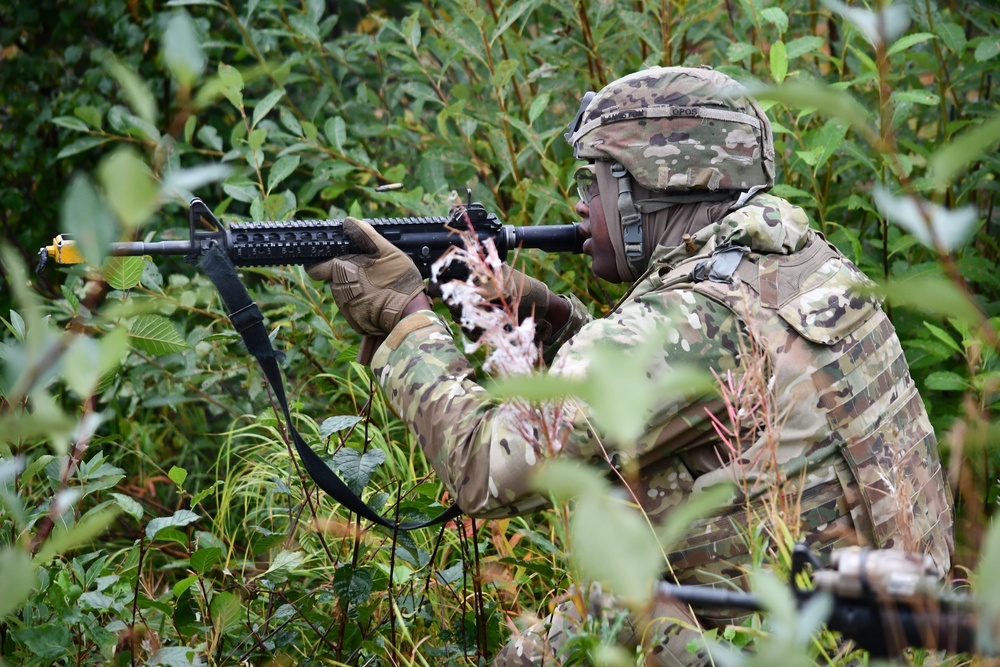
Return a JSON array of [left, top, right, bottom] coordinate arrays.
[[199, 243, 462, 530]]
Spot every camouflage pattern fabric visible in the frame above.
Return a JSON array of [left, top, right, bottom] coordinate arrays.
[[370, 192, 954, 664], [567, 67, 775, 196]]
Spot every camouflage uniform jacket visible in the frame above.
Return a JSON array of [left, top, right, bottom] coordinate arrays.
[[371, 193, 954, 584]]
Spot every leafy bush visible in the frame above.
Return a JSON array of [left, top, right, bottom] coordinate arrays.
[[1, 0, 998, 665]]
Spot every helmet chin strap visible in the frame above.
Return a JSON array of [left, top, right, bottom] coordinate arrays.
[[611, 162, 645, 278]]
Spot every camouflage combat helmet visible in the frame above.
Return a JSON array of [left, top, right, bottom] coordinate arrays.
[[565, 66, 775, 196]]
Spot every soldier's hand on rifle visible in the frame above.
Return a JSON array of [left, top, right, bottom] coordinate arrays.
[[306, 217, 427, 338]]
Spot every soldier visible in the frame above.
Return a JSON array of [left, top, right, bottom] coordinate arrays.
[[306, 66, 955, 665]]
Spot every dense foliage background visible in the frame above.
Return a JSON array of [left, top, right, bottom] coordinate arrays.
[[1, 0, 998, 665]]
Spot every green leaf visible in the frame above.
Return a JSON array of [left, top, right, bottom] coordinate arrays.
[[319, 415, 362, 438], [191, 546, 222, 573], [875, 274, 982, 325], [922, 321, 962, 354], [190, 480, 222, 506], [331, 447, 386, 495], [162, 10, 206, 86], [0, 546, 36, 617], [57, 136, 110, 159], [976, 520, 1000, 655], [785, 36, 824, 61], [109, 492, 144, 520], [64, 326, 128, 397], [218, 62, 244, 109], [168, 465, 188, 487], [211, 591, 243, 634], [325, 116, 346, 151], [748, 80, 871, 137], [148, 646, 201, 667], [924, 371, 967, 391], [260, 549, 305, 584], [333, 565, 374, 606], [74, 105, 103, 129], [97, 148, 159, 229], [974, 35, 1000, 63], [937, 23, 966, 53], [527, 93, 550, 124], [887, 31, 935, 57], [173, 574, 199, 598], [656, 484, 734, 550], [52, 116, 90, 132], [892, 89, 939, 106], [6, 309, 26, 341], [146, 509, 200, 540], [727, 41, 757, 62], [33, 507, 120, 565], [929, 113, 1000, 188], [823, 0, 910, 47], [532, 459, 609, 504], [280, 107, 302, 137], [103, 256, 145, 290], [252, 89, 285, 129], [62, 173, 118, 267], [129, 315, 189, 355], [760, 7, 789, 34], [11, 624, 70, 660], [492, 59, 520, 90], [267, 155, 300, 194], [100, 53, 156, 125]]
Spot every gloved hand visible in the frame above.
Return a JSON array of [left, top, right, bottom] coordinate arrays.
[[306, 217, 426, 337], [432, 264, 557, 342]]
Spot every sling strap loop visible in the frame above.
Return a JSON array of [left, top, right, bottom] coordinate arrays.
[[199, 243, 462, 531]]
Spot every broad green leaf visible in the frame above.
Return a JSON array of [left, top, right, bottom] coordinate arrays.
[[74, 105, 103, 129], [62, 174, 117, 267], [161, 163, 231, 197], [727, 41, 756, 62], [922, 321, 962, 354], [52, 116, 90, 132], [528, 93, 550, 124], [6, 309, 25, 341], [260, 549, 305, 584], [173, 574, 199, 598], [333, 565, 374, 606], [99, 53, 156, 125], [64, 326, 128, 397], [190, 480, 222, 506], [103, 256, 145, 290], [887, 31, 935, 57], [280, 107, 302, 137], [162, 10, 205, 86], [129, 315, 189, 355], [532, 459, 609, 505], [109, 492, 144, 520], [325, 116, 346, 151], [146, 509, 200, 540], [252, 89, 285, 129], [929, 113, 1000, 188], [937, 22, 966, 53], [875, 274, 982, 325], [211, 591, 243, 634], [760, 7, 789, 34], [319, 415, 362, 438], [148, 646, 201, 667], [872, 186, 978, 251], [34, 507, 120, 565], [748, 81, 871, 138], [331, 447, 386, 495], [785, 35, 824, 60], [770, 41, 788, 84], [924, 371, 967, 391], [218, 62, 244, 109], [892, 89, 939, 106], [974, 35, 1000, 63], [196, 125, 222, 151], [571, 489, 663, 604], [97, 148, 159, 229], [223, 179, 261, 204], [267, 155, 300, 194], [191, 546, 222, 573], [0, 546, 36, 617], [492, 59, 520, 90], [56, 136, 110, 159], [403, 10, 421, 49], [168, 465, 188, 487], [10, 624, 70, 661]]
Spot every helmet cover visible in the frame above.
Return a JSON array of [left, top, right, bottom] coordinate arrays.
[[567, 67, 775, 195]]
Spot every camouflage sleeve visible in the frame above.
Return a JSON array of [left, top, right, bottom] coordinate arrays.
[[370, 288, 744, 517]]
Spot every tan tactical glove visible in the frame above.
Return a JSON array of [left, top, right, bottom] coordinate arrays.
[[306, 217, 426, 337]]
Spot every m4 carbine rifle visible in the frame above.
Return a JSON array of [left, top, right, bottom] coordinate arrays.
[[660, 543, 984, 659], [38, 196, 584, 276], [36, 196, 584, 532]]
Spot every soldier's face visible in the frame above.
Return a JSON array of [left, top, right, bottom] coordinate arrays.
[[576, 190, 625, 284]]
